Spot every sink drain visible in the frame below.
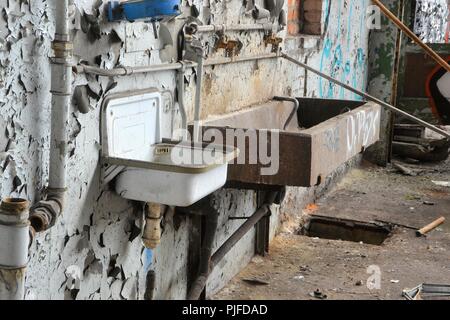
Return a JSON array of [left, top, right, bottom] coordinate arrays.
[[301, 215, 393, 245]]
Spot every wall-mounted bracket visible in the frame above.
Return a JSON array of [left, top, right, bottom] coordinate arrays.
[[215, 34, 243, 57], [101, 164, 125, 186], [264, 33, 283, 53]]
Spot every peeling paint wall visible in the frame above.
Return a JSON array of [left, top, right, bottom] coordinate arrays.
[[414, 0, 449, 43], [0, 0, 371, 300]]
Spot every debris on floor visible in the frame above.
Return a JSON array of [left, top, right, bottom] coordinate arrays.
[[392, 124, 450, 162], [416, 217, 446, 237], [432, 181, 450, 187], [403, 283, 450, 300], [392, 161, 421, 176], [214, 159, 450, 300], [310, 289, 328, 300]]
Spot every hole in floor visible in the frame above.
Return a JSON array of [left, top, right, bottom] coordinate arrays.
[[301, 215, 393, 246]]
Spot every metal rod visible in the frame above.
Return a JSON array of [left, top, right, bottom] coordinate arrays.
[[78, 62, 186, 76], [193, 54, 204, 142], [210, 192, 277, 268], [372, 0, 450, 73], [204, 53, 279, 67], [281, 53, 450, 139], [187, 192, 277, 300], [273, 96, 300, 130], [186, 197, 221, 301], [76, 53, 279, 77], [177, 63, 188, 138], [196, 23, 274, 33]]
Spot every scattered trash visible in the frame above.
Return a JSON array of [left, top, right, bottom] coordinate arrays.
[[242, 278, 270, 286], [423, 201, 435, 206], [432, 181, 450, 187], [299, 265, 312, 273], [392, 162, 418, 176], [355, 280, 363, 286], [392, 126, 450, 162], [294, 275, 305, 281], [416, 217, 446, 237], [403, 283, 450, 300], [390, 280, 400, 284], [310, 289, 327, 300]]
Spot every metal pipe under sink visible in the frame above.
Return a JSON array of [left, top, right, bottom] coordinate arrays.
[[187, 191, 278, 300]]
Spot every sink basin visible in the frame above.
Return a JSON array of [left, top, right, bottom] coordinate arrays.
[[197, 97, 382, 189], [105, 141, 237, 206], [101, 89, 238, 207]]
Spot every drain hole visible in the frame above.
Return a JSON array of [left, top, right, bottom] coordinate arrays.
[[301, 215, 393, 246]]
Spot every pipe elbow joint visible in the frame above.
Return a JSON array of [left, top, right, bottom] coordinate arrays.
[[29, 189, 65, 233]]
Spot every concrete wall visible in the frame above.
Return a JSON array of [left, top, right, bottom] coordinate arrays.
[[0, 0, 371, 300]]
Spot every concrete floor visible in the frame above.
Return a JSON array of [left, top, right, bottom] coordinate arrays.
[[214, 159, 450, 300]]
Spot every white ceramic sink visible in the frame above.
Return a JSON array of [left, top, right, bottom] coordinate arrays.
[[101, 89, 238, 207], [106, 142, 237, 206]]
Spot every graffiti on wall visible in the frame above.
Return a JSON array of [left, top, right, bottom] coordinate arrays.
[[346, 107, 381, 156], [319, 0, 369, 100]]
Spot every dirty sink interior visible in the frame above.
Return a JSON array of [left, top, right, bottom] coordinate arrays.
[[101, 89, 238, 207], [200, 97, 382, 189]]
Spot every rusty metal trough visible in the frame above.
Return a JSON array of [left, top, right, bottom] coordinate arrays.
[[197, 97, 382, 189]]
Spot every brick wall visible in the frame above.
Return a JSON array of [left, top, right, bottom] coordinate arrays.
[[288, 0, 323, 36], [288, 0, 301, 35]]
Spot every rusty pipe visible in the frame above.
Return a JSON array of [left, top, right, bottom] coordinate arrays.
[[195, 23, 274, 33], [29, 0, 72, 233], [187, 197, 220, 300], [29, 189, 65, 233], [273, 96, 300, 130], [211, 192, 277, 267], [75, 53, 280, 77], [0, 198, 30, 300], [188, 192, 278, 300], [142, 203, 162, 249]]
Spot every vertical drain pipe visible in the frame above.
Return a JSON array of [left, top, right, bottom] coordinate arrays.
[[185, 196, 220, 300], [142, 203, 162, 249], [177, 63, 188, 140], [193, 54, 204, 142], [49, 0, 72, 190], [0, 198, 30, 300], [142, 203, 162, 300], [187, 192, 278, 300], [29, 0, 72, 232]]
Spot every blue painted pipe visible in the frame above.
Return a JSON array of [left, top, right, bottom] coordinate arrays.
[[108, 0, 180, 22]]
